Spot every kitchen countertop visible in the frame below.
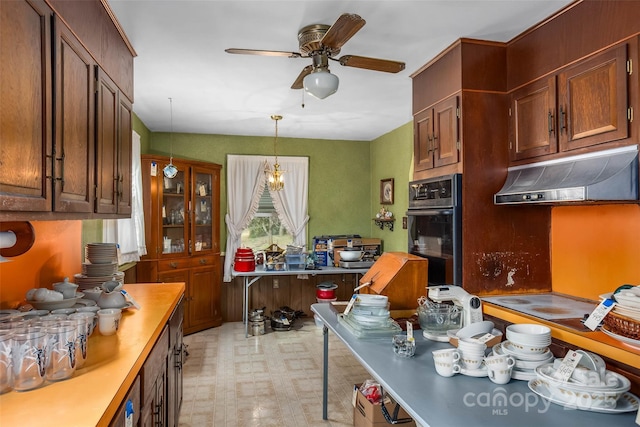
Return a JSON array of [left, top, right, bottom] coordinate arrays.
[[0, 282, 185, 427], [483, 300, 640, 369]]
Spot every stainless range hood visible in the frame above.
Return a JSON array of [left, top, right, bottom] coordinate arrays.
[[494, 145, 639, 205]]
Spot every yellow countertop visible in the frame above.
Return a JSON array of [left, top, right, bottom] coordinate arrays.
[[484, 302, 640, 368], [0, 282, 185, 427]]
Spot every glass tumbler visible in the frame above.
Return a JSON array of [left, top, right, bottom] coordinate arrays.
[[11, 326, 48, 391], [0, 330, 13, 393], [68, 313, 94, 368], [44, 321, 77, 382]]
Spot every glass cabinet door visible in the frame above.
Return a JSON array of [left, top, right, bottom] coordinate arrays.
[[191, 167, 213, 253], [160, 163, 188, 256]]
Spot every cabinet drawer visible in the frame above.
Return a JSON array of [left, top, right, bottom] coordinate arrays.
[[158, 258, 190, 272], [190, 255, 216, 268], [109, 375, 140, 427], [142, 325, 169, 403]]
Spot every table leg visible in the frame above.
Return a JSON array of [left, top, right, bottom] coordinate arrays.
[[322, 324, 328, 420]]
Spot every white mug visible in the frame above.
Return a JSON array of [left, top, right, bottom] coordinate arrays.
[[484, 354, 515, 369], [432, 348, 462, 377], [97, 309, 122, 336], [487, 366, 513, 384]]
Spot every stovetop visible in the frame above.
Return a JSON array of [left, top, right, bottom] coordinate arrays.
[[482, 293, 598, 322]]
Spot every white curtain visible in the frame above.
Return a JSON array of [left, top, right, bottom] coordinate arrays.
[[269, 157, 309, 247], [223, 154, 309, 282], [103, 131, 147, 263]]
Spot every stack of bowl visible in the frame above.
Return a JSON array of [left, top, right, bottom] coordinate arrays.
[[529, 350, 636, 411], [349, 295, 391, 328], [492, 323, 554, 381], [456, 338, 488, 376]]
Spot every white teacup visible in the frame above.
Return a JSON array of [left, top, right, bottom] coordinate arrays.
[[484, 354, 515, 369], [487, 366, 513, 384], [97, 309, 122, 336], [432, 348, 462, 377], [460, 353, 484, 370]]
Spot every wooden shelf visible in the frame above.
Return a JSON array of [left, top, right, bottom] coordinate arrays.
[[373, 218, 395, 231]]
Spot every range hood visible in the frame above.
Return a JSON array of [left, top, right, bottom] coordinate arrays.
[[494, 145, 639, 205]]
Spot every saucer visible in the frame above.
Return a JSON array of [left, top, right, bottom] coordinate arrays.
[[461, 366, 488, 377]]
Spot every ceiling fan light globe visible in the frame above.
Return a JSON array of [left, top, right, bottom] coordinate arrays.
[[303, 70, 339, 99]]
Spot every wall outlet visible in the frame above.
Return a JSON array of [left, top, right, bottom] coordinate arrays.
[[273, 279, 279, 289]]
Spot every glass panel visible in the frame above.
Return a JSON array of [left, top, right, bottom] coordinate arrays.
[[193, 171, 212, 252], [162, 168, 187, 254]]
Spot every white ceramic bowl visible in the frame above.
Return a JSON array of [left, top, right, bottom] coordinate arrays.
[[354, 294, 388, 307], [456, 320, 494, 339], [339, 250, 363, 261], [506, 323, 552, 346]]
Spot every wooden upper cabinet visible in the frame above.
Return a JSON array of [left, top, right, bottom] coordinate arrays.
[[509, 76, 558, 161], [558, 43, 629, 152], [53, 16, 95, 213], [95, 68, 119, 215], [117, 96, 133, 215], [413, 96, 460, 172], [0, 0, 53, 212], [433, 96, 460, 168]]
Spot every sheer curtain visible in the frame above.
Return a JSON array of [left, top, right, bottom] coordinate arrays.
[[223, 154, 309, 282], [103, 131, 147, 263]]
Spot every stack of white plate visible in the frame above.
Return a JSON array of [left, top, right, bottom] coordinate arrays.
[[75, 243, 122, 290], [349, 295, 391, 328], [492, 323, 554, 381], [85, 243, 118, 264]]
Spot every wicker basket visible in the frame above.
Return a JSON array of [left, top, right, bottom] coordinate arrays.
[[603, 311, 640, 340]]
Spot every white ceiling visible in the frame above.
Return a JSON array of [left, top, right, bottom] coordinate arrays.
[[107, 0, 574, 141]]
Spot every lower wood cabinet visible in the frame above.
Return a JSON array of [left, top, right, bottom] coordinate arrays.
[[141, 326, 169, 427], [109, 375, 141, 427]]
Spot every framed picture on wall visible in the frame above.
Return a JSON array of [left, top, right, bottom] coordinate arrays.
[[380, 178, 394, 205]]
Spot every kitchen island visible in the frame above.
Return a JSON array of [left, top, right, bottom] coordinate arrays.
[[311, 303, 638, 427], [0, 282, 185, 427]]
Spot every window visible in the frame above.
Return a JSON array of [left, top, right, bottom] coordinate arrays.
[[240, 184, 293, 250]]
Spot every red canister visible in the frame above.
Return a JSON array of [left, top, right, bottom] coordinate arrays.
[[234, 248, 256, 272]]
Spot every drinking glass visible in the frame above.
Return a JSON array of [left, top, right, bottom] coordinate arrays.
[[0, 330, 13, 393], [44, 321, 77, 381], [11, 326, 47, 391]]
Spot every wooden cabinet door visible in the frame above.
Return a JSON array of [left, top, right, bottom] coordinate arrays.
[[558, 43, 629, 152], [95, 67, 119, 214], [413, 108, 434, 171], [509, 76, 558, 161], [0, 0, 53, 212], [53, 16, 94, 213], [187, 266, 216, 332], [433, 96, 460, 168], [117, 96, 132, 215]]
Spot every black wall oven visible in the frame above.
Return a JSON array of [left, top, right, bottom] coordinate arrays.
[[407, 174, 462, 286]]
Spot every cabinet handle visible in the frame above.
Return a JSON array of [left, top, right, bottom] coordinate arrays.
[[154, 396, 164, 426], [175, 346, 183, 370], [199, 258, 207, 265], [170, 262, 178, 268], [548, 111, 555, 135], [55, 154, 65, 187], [559, 106, 567, 133]]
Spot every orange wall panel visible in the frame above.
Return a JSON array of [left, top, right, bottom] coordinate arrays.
[[551, 204, 640, 300], [0, 221, 82, 309]]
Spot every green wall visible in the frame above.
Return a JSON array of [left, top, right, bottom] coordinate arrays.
[[132, 115, 414, 254]]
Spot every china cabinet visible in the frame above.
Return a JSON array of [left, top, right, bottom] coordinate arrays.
[[137, 154, 222, 334]]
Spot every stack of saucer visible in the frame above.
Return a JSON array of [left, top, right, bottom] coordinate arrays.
[[75, 243, 123, 290], [492, 323, 554, 381]]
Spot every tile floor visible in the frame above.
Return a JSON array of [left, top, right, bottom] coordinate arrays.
[[178, 318, 370, 427]]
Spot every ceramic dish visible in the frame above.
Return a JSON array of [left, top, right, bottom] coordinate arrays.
[[27, 292, 85, 311], [528, 379, 639, 413], [460, 365, 488, 377], [511, 368, 537, 381], [600, 325, 640, 350], [500, 341, 552, 361]]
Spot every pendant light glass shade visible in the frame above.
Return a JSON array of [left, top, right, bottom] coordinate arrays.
[[265, 115, 285, 191], [303, 69, 339, 99]]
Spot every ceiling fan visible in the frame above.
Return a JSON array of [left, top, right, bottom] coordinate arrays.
[[225, 13, 406, 99]]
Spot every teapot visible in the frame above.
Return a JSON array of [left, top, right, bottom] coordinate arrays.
[[97, 281, 126, 309]]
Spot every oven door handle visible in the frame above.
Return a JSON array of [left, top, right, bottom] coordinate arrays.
[[407, 209, 454, 216]]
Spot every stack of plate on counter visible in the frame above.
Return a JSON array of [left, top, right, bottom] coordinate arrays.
[[75, 243, 123, 289], [337, 294, 401, 338], [491, 323, 554, 381], [528, 350, 639, 413], [599, 286, 640, 349]]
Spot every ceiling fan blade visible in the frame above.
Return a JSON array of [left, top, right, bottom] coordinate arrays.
[[320, 13, 366, 51], [291, 65, 313, 89], [338, 55, 405, 73], [225, 48, 302, 58]]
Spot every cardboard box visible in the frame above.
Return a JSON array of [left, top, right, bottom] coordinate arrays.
[[353, 384, 416, 427]]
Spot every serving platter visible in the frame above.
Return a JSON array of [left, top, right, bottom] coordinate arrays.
[[600, 325, 640, 350], [528, 378, 639, 413]]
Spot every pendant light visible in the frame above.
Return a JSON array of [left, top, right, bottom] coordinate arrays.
[[163, 97, 178, 178], [303, 53, 339, 99], [265, 115, 285, 191]]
